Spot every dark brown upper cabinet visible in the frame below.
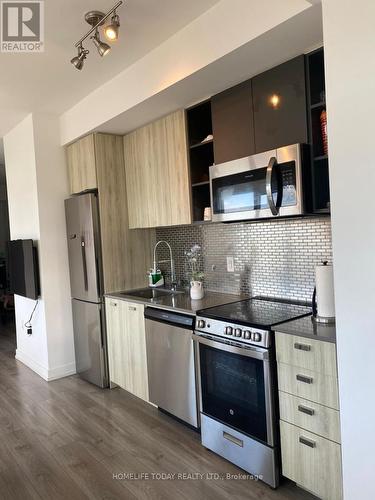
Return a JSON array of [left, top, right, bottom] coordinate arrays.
[[211, 80, 255, 164], [252, 55, 308, 153]]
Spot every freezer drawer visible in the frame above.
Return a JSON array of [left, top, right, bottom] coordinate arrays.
[[65, 193, 102, 302], [145, 317, 198, 428], [72, 299, 108, 388]]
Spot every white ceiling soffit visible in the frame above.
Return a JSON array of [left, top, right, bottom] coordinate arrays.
[[60, 0, 318, 144], [0, 0, 221, 139]]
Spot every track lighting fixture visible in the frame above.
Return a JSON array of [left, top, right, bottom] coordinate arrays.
[[71, 1, 123, 70], [92, 30, 111, 57], [70, 45, 89, 70], [104, 12, 120, 41]]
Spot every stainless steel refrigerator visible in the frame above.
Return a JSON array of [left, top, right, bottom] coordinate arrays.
[[65, 193, 109, 388]]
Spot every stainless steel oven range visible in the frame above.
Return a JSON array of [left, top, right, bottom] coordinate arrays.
[[194, 298, 311, 488]]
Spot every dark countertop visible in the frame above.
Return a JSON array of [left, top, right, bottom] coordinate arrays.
[[105, 289, 246, 316], [274, 315, 336, 343]]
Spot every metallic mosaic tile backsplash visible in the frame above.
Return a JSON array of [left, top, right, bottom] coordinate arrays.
[[155, 216, 332, 302]]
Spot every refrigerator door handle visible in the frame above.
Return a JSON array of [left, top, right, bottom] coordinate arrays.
[[81, 238, 88, 291]]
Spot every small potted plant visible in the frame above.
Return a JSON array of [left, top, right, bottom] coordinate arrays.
[[185, 244, 204, 300]]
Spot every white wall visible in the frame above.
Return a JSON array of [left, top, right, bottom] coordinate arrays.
[[32, 114, 76, 378], [60, 0, 313, 144], [4, 115, 49, 374], [4, 114, 75, 380], [322, 1, 375, 498]]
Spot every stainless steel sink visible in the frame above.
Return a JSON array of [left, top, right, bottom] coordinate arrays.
[[121, 288, 184, 300]]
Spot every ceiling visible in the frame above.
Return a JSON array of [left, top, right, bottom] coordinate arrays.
[[0, 0, 220, 143]]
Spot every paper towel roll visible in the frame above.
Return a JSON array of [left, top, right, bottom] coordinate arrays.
[[315, 263, 335, 318]]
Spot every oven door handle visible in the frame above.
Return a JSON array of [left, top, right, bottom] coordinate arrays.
[[192, 333, 269, 361], [266, 156, 282, 216]]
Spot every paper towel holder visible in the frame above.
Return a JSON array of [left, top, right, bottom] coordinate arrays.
[[312, 261, 336, 324]]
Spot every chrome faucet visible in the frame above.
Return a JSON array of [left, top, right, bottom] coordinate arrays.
[[153, 240, 177, 291]]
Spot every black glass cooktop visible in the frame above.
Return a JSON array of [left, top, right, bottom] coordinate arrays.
[[199, 297, 312, 329]]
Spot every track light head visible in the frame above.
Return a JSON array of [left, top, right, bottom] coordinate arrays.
[[71, 45, 89, 70], [92, 30, 111, 57], [104, 12, 120, 41], [71, 2, 123, 70]]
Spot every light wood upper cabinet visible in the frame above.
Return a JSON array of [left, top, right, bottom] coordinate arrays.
[[95, 133, 155, 293], [123, 109, 192, 228], [105, 298, 149, 402], [66, 133, 155, 294], [66, 134, 97, 194]]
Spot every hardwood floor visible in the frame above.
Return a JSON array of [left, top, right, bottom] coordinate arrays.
[[0, 324, 316, 500]]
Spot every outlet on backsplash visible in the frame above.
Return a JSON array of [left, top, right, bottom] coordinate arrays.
[[226, 256, 235, 272]]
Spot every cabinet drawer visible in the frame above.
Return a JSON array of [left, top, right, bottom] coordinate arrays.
[[279, 391, 341, 443], [276, 332, 337, 376], [277, 362, 339, 410], [280, 420, 342, 500]]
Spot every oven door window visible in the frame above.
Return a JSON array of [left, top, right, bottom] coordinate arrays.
[[199, 344, 267, 443], [212, 168, 268, 214]]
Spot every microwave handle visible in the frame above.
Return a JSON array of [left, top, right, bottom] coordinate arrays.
[[266, 157, 282, 216]]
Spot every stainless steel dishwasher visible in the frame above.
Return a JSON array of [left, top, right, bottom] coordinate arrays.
[[144, 307, 198, 428]]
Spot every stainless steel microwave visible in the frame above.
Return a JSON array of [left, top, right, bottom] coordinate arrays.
[[210, 144, 307, 222]]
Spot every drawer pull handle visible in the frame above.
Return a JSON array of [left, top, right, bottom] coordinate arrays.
[[299, 436, 316, 448], [298, 405, 315, 416], [223, 431, 243, 448], [294, 342, 311, 352], [128, 306, 137, 311], [296, 374, 313, 384]]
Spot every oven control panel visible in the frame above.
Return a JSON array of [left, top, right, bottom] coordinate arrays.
[[196, 317, 270, 348]]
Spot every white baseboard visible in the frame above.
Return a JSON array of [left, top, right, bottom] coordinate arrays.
[[47, 361, 77, 381], [15, 349, 76, 381]]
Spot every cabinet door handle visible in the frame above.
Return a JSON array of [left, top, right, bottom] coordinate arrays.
[[294, 342, 311, 352], [299, 436, 316, 448], [296, 374, 313, 384], [128, 306, 137, 311], [110, 302, 117, 307], [298, 405, 315, 416], [223, 431, 243, 448]]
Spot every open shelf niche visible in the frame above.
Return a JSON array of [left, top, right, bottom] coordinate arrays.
[[306, 47, 331, 213], [186, 100, 214, 223]]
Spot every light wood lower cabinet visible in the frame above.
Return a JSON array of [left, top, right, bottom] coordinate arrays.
[[105, 298, 149, 402], [279, 391, 341, 443], [276, 332, 337, 376], [280, 420, 342, 500], [277, 362, 339, 410], [276, 331, 342, 499]]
